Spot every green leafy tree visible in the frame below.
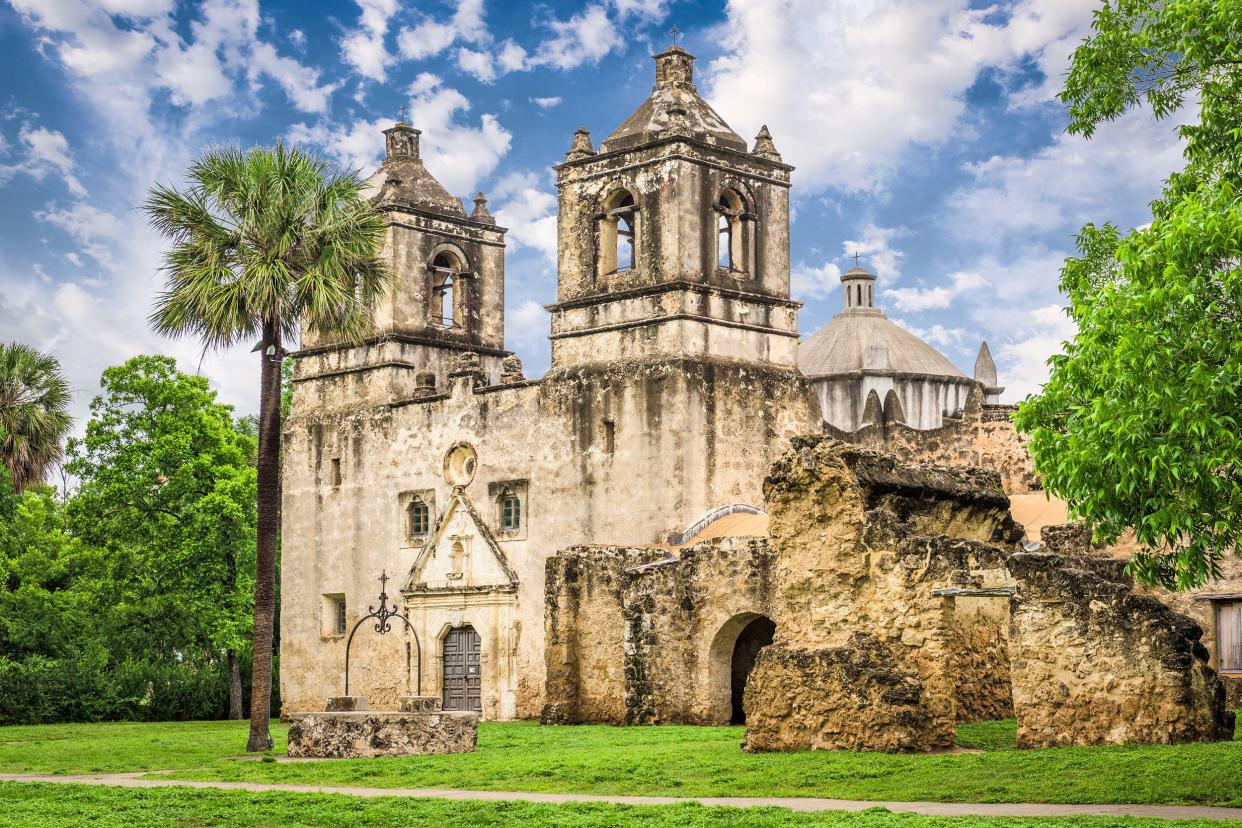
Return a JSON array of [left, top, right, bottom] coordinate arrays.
[[145, 144, 389, 749], [1015, 0, 1242, 589], [66, 356, 258, 717], [0, 343, 71, 493]]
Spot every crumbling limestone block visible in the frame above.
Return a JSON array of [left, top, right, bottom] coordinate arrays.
[[742, 633, 950, 752], [1008, 552, 1235, 748], [286, 711, 478, 758]]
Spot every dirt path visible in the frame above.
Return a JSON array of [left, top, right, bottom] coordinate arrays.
[[2, 772, 1240, 820]]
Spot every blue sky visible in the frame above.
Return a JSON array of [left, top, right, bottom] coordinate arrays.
[[0, 0, 1187, 426]]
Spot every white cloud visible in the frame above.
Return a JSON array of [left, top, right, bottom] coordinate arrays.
[[396, 0, 489, 61], [946, 108, 1186, 244], [491, 171, 557, 265], [890, 319, 968, 353], [996, 304, 1077, 400], [456, 47, 497, 83], [289, 76, 512, 196], [532, 5, 621, 69], [610, 0, 670, 19], [34, 203, 125, 268], [287, 118, 386, 176], [704, 0, 1097, 193], [12, 0, 334, 114], [883, 270, 986, 312], [791, 261, 843, 302], [531, 96, 562, 109], [507, 299, 550, 348], [842, 224, 907, 279], [405, 75, 512, 195], [341, 0, 399, 82], [0, 125, 87, 196]]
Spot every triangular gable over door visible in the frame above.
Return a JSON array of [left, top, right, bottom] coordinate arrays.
[[404, 488, 518, 595]]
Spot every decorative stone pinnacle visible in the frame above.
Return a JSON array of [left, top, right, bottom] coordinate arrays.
[[384, 121, 421, 160], [752, 124, 781, 161], [565, 126, 596, 161], [471, 191, 495, 224], [654, 46, 695, 91]]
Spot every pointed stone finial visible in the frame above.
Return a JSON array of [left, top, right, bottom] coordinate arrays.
[[974, 341, 1004, 403], [752, 125, 781, 161], [383, 122, 421, 160], [565, 126, 596, 161], [471, 191, 495, 224], [974, 341, 997, 387]]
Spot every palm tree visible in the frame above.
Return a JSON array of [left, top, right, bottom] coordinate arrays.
[[145, 144, 389, 751], [0, 342, 72, 493]]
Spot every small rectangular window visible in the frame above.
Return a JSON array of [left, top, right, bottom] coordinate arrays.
[[1218, 602, 1241, 673], [330, 457, 342, 486], [603, 420, 616, 454], [501, 494, 521, 531], [323, 593, 346, 636]]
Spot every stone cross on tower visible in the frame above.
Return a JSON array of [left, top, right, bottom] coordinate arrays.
[[669, 25, 681, 47]]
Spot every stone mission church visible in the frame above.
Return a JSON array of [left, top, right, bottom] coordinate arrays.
[[280, 45, 1025, 720]]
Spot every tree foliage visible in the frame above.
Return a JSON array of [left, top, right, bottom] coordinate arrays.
[[0, 356, 262, 724], [145, 142, 389, 750], [0, 342, 71, 493], [1015, 0, 1242, 589]]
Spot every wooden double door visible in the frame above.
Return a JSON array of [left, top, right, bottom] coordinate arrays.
[[442, 625, 482, 712]]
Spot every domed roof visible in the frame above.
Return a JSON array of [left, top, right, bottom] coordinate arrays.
[[798, 312, 967, 379], [364, 122, 466, 218], [599, 47, 747, 154], [799, 263, 969, 379]]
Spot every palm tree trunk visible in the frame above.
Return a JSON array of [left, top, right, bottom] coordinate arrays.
[[227, 649, 243, 720], [246, 320, 281, 752]]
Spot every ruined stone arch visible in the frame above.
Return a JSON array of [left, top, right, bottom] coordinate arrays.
[[596, 185, 639, 278], [706, 611, 775, 725]]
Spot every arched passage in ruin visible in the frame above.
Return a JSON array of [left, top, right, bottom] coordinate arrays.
[[705, 612, 776, 725]]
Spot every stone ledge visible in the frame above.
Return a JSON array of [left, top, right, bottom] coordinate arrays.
[[287, 711, 478, 758]]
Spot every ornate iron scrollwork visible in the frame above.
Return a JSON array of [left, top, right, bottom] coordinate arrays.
[[343, 571, 422, 697]]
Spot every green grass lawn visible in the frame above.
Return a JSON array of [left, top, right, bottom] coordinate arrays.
[[0, 718, 1239, 808], [1, 783, 1241, 828]]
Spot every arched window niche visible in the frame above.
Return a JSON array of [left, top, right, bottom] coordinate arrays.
[[596, 188, 638, 278], [429, 249, 470, 328], [714, 187, 753, 275]]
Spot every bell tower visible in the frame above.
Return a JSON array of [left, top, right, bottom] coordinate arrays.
[[297, 120, 512, 403], [548, 46, 800, 371]]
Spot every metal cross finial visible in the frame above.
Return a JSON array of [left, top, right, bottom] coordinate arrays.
[[398, 103, 410, 123], [851, 252, 862, 269], [670, 25, 681, 47]]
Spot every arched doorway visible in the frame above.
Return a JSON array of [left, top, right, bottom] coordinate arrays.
[[442, 625, 481, 712], [730, 616, 775, 724]]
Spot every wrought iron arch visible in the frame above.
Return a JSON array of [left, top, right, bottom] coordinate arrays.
[[343, 571, 422, 696]]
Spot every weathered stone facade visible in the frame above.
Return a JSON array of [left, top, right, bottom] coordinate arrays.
[[1008, 552, 1235, 748]]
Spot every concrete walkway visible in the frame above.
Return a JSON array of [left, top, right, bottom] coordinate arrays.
[[2, 772, 1240, 820]]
